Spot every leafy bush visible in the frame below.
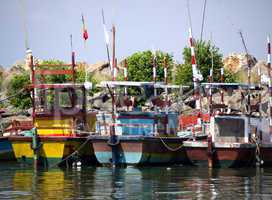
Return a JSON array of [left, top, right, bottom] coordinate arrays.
[[176, 40, 236, 86], [120, 50, 174, 82], [8, 73, 31, 109]]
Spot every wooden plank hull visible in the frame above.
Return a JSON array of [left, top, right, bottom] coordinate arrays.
[[0, 137, 16, 161], [91, 136, 189, 166], [183, 141, 256, 168], [8, 136, 97, 167]]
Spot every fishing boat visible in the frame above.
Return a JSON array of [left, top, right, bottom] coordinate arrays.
[[91, 80, 191, 166], [8, 50, 97, 167], [183, 83, 265, 168]]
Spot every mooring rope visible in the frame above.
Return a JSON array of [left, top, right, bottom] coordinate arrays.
[[0, 89, 26, 103], [251, 136, 262, 165], [158, 136, 184, 152], [48, 135, 92, 168]]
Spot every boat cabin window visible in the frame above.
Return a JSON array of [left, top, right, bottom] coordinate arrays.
[[214, 117, 245, 137], [35, 87, 84, 115]]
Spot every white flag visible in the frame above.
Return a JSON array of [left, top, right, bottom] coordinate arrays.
[[103, 24, 110, 45]]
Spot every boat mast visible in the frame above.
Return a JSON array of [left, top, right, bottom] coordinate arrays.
[[267, 36, 272, 142], [239, 31, 251, 142], [111, 25, 117, 136], [164, 57, 169, 134], [220, 67, 224, 107], [208, 68, 213, 116], [208, 35, 214, 116], [189, 28, 202, 127], [124, 59, 128, 94], [152, 52, 157, 97]]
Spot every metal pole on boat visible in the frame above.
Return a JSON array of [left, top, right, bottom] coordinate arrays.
[[220, 67, 224, 105], [27, 50, 40, 168], [124, 59, 128, 94], [257, 66, 262, 117], [239, 31, 251, 142], [112, 25, 116, 118], [28, 50, 36, 121], [208, 68, 213, 116], [152, 52, 157, 97], [152, 52, 158, 135], [110, 25, 118, 166], [71, 35, 76, 84], [267, 36, 272, 142], [112, 26, 116, 82], [189, 28, 202, 131], [164, 57, 169, 134]]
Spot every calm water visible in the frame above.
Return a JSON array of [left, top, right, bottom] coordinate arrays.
[[0, 163, 272, 199]]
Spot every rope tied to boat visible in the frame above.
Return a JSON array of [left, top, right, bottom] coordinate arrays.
[[48, 135, 92, 168], [251, 135, 263, 166], [158, 136, 184, 152]]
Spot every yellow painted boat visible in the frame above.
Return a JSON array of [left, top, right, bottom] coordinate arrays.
[[9, 135, 95, 167], [8, 51, 97, 167]]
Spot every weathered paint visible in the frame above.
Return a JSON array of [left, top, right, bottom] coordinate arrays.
[[183, 141, 256, 168], [9, 136, 96, 167], [92, 136, 187, 166]]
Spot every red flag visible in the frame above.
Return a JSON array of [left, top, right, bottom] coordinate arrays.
[[82, 14, 88, 41]]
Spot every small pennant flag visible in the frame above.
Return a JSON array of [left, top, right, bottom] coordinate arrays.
[[82, 14, 88, 41]]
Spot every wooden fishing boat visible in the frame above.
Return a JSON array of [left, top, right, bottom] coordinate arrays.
[[183, 83, 263, 168], [91, 80, 191, 166], [183, 115, 256, 168], [8, 51, 97, 167]]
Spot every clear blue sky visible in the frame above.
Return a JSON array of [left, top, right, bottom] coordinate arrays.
[[0, 0, 271, 67]]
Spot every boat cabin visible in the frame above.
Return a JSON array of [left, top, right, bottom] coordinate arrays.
[[95, 81, 186, 136], [27, 53, 94, 137]]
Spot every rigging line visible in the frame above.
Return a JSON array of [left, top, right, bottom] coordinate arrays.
[[200, 0, 207, 41], [18, 0, 29, 50], [0, 89, 25, 103]]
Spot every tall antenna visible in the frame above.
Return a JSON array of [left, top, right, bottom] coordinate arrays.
[[186, 0, 193, 34], [200, 0, 207, 41], [18, 0, 29, 50]]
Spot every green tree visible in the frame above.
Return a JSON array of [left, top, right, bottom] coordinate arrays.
[[120, 50, 174, 82], [8, 73, 31, 109], [38, 60, 94, 84], [176, 40, 236, 86]]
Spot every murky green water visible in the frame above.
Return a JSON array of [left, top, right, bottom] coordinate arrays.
[[0, 163, 271, 199]]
